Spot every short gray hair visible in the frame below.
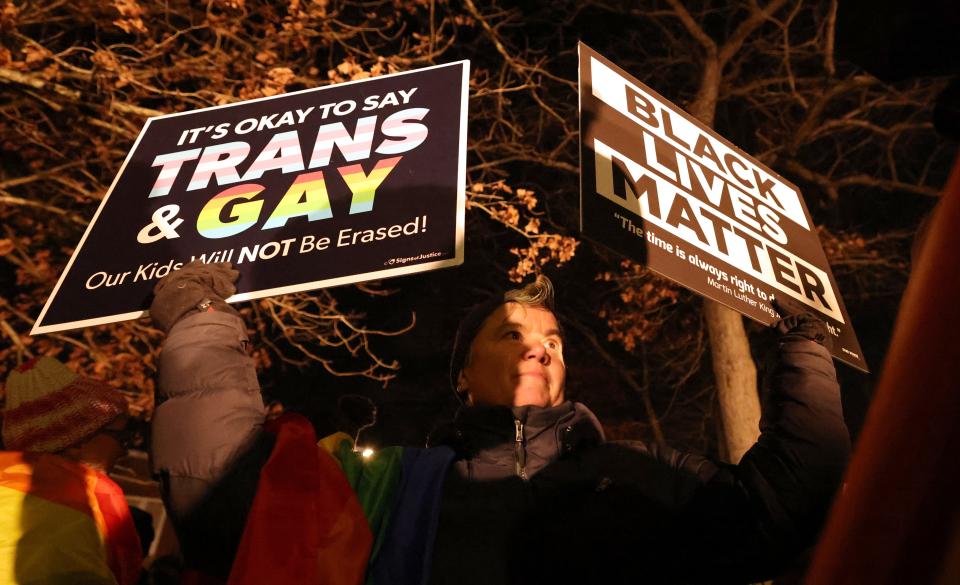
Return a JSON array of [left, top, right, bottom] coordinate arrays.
[[503, 274, 555, 310]]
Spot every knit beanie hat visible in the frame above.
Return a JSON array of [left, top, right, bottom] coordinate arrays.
[[3, 357, 128, 453], [449, 297, 505, 399]]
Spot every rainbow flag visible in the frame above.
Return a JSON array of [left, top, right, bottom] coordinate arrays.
[[0, 451, 141, 585], [227, 415, 372, 585]]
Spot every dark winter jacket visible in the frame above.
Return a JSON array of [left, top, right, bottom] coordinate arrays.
[[428, 338, 849, 585], [152, 310, 849, 584]]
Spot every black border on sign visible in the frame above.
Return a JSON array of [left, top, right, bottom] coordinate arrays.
[[32, 61, 471, 335], [577, 42, 868, 373]]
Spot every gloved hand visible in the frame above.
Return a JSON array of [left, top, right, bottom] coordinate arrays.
[[771, 294, 831, 350], [150, 261, 240, 332]]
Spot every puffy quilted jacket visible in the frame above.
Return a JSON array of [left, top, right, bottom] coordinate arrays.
[[153, 311, 849, 585]]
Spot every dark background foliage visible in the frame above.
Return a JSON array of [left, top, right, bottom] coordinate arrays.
[[0, 0, 954, 456]]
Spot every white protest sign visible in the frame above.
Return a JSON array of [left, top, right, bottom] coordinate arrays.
[[579, 43, 866, 371]]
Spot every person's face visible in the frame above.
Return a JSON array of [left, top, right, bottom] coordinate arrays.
[[459, 303, 566, 408]]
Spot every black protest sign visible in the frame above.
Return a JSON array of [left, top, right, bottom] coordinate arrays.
[[33, 61, 469, 335], [578, 43, 867, 372]]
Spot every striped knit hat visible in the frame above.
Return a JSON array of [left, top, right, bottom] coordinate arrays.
[[3, 357, 127, 453]]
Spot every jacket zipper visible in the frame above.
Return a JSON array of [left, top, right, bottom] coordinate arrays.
[[514, 419, 528, 480]]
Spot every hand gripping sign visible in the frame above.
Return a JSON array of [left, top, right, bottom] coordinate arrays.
[[578, 43, 867, 372], [32, 61, 469, 335]]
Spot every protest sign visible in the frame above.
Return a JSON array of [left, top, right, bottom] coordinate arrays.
[[32, 61, 469, 335], [578, 43, 867, 372]]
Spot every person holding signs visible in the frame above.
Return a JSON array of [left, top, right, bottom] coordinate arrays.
[[149, 261, 848, 584]]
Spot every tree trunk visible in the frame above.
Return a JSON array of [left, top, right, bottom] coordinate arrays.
[[704, 300, 760, 462], [689, 56, 761, 463]]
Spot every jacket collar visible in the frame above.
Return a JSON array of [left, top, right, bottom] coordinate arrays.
[[439, 401, 605, 481]]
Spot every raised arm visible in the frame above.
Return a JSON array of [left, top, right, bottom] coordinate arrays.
[[149, 262, 269, 577], [740, 308, 851, 543], [527, 309, 850, 584]]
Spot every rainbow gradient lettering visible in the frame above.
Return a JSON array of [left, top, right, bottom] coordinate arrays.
[[262, 171, 333, 230], [340, 156, 402, 214], [197, 184, 265, 239]]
